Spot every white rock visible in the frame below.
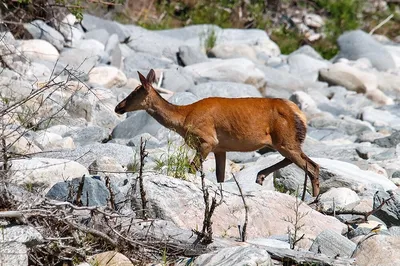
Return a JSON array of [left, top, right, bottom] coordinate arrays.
[[320, 187, 360, 210], [184, 58, 266, 89], [193, 245, 272, 266], [88, 66, 127, 88], [0, 242, 28, 266], [9, 158, 89, 190], [59, 14, 84, 47], [210, 43, 258, 61], [4, 129, 42, 156], [18, 39, 59, 61], [353, 235, 400, 266], [361, 106, 400, 130], [316, 158, 397, 196], [142, 174, 346, 249], [0, 225, 43, 244], [34, 131, 63, 148], [304, 14, 324, 28]]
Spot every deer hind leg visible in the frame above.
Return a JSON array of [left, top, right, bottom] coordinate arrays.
[[278, 147, 320, 197], [256, 158, 292, 185]]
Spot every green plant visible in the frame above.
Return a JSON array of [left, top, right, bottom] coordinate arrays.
[[154, 139, 191, 180], [127, 152, 139, 173], [270, 27, 303, 55], [317, 0, 363, 39], [161, 247, 168, 266], [200, 27, 218, 53]]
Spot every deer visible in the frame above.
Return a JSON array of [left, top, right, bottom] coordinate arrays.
[[115, 69, 320, 197]]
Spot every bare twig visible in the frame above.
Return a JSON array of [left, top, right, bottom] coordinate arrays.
[[139, 137, 149, 219], [231, 173, 248, 242], [193, 163, 223, 245], [369, 13, 394, 35], [323, 194, 394, 225]]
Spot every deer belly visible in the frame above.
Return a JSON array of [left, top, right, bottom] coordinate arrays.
[[215, 131, 272, 152]]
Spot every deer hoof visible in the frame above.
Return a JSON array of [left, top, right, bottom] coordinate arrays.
[[256, 174, 265, 185]]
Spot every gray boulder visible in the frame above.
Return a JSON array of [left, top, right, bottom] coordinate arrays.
[[193, 246, 272, 266], [361, 107, 400, 130], [290, 45, 323, 60], [335, 30, 396, 70], [168, 91, 199, 105], [373, 189, 400, 227], [36, 143, 135, 168], [0, 242, 28, 266], [112, 110, 162, 139], [185, 58, 266, 89], [63, 126, 109, 146], [105, 34, 122, 68], [373, 131, 400, 148], [85, 29, 110, 45], [24, 20, 65, 50], [288, 53, 329, 82], [309, 229, 356, 258], [258, 65, 305, 96], [161, 67, 195, 92], [46, 175, 122, 207], [0, 226, 43, 247], [123, 53, 174, 79], [276, 158, 397, 196], [81, 14, 130, 42], [188, 81, 262, 99], [59, 48, 99, 75], [308, 116, 374, 137], [178, 45, 209, 66], [126, 25, 183, 62]]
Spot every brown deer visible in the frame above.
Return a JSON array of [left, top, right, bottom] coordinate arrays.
[[115, 69, 320, 196]]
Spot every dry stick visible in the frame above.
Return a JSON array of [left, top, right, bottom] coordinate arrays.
[[194, 163, 223, 245], [231, 173, 248, 242], [139, 137, 149, 220], [369, 13, 394, 35], [105, 175, 115, 210], [75, 175, 85, 206]]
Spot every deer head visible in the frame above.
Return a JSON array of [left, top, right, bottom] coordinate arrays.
[[115, 69, 156, 114]]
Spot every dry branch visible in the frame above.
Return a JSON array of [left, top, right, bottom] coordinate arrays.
[[231, 173, 248, 242], [322, 193, 394, 225], [139, 137, 149, 219], [193, 164, 223, 245]]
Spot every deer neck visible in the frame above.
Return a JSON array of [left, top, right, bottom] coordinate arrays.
[[146, 91, 187, 134]]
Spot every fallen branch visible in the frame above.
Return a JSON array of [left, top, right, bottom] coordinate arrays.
[[322, 193, 394, 225]]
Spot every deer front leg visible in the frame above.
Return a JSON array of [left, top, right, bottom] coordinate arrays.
[[214, 152, 226, 182], [188, 141, 215, 174]]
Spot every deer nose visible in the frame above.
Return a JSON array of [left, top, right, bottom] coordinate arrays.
[[115, 104, 125, 114]]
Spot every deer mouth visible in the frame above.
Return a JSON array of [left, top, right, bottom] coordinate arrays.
[[114, 105, 126, 114]]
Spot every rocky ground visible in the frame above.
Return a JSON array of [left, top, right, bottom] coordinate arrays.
[[1, 11, 400, 266]]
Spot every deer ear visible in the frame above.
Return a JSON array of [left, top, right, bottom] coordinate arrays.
[[146, 69, 156, 84], [137, 71, 148, 86]]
